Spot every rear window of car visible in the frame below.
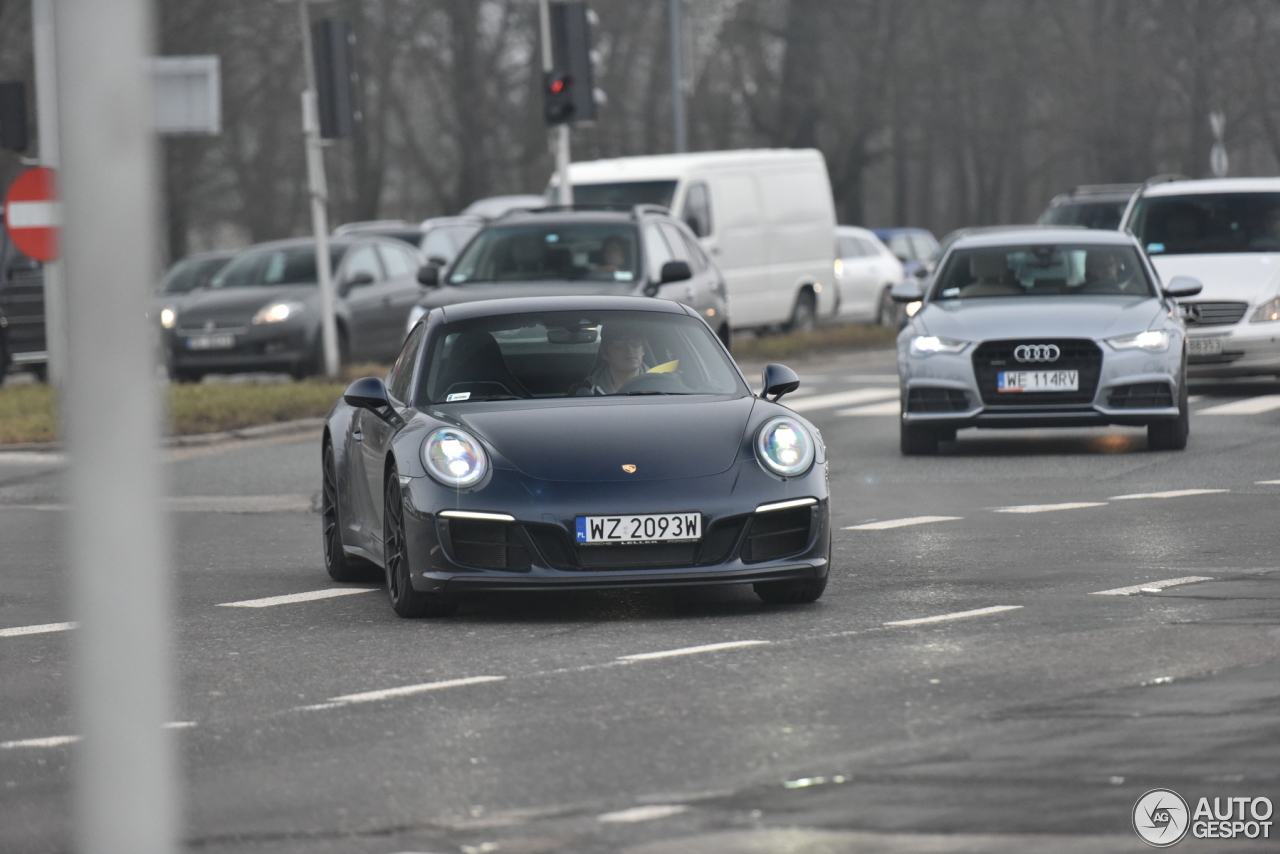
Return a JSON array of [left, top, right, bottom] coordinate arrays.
[[447, 223, 641, 284], [1130, 192, 1280, 255], [931, 244, 1154, 299], [1037, 200, 1128, 230]]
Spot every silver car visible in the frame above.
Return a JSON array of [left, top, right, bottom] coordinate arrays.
[[892, 228, 1201, 455]]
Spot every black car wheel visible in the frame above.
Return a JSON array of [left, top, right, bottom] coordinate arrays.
[[785, 290, 817, 334], [754, 573, 827, 605], [321, 442, 380, 582], [1147, 378, 1189, 451], [384, 464, 457, 618], [900, 418, 941, 455]]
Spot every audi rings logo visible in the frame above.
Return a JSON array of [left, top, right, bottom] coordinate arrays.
[[1014, 344, 1061, 363], [1133, 789, 1190, 847]]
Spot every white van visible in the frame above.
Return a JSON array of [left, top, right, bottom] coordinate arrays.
[[553, 149, 838, 331]]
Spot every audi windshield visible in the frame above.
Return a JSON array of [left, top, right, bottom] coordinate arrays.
[[931, 245, 1155, 300]]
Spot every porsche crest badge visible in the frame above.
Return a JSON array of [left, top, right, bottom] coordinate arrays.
[[621, 464, 637, 473]]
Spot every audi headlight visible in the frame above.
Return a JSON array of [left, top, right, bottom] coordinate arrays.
[[1250, 298, 1280, 323], [1107, 330, 1171, 351], [756, 417, 815, 477], [159, 307, 177, 329], [909, 335, 969, 356], [422, 428, 489, 488], [251, 301, 305, 325]]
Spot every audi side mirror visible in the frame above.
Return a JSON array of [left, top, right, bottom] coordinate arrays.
[[761, 363, 800, 402], [890, 280, 924, 303], [1163, 276, 1203, 299]]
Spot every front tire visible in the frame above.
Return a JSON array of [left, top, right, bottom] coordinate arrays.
[[384, 464, 457, 618], [785, 290, 817, 334], [1147, 378, 1189, 451], [900, 419, 941, 455], [755, 574, 827, 604], [321, 442, 380, 582]]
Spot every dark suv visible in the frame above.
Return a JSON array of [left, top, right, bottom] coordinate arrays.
[[1036, 184, 1140, 231], [0, 227, 46, 383], [409, 206, 731, 346]]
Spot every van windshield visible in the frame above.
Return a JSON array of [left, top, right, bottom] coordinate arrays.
[[562, 181, 678, 209]]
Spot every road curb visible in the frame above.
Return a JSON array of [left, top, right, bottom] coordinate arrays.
[[0, 416, 326, 453]]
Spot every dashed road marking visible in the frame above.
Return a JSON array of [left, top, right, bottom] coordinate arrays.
[[0, 621, 77, 638], [885, 605, 1023, 627], [993, 502, 1107, 514], [845, 516, 962, 531], [1, 735, 80, 749], [598, 804, 689, 823], [1198, 395, 1280, 415], [1091, 576, 1214, 596], [1110, 489, 1229, 500], [1257, 480, 1280, 485], [618, 640, 770, 661], [217, 588, 379, 608], [836, 400, 901, 416], [786, 388, 897, 413], [323, 675, 506, 707]]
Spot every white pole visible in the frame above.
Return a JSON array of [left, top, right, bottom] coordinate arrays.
[[539, 0, 573, 206], [297, 0, 340, 378], [31, 0, 67, 386], [53, 0, 178, 850]]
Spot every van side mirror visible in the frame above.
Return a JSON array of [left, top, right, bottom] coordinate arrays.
[[761, 363, 800, 402], [890, 280, 924, 302], [417, 263, 440, 287], [659, 260, 692, 284], [1163, 276, 1203, 298]]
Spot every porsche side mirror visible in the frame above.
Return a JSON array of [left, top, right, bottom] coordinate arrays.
[[890, 280, 924, 302], [343, 376, 404, 427], [1163, 276, 1203, 298], [761, 363, 800, 402], [417, 263, 441, 287], [659, 260, 692, 284]]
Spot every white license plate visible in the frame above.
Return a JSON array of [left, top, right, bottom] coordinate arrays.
[[1187, 338, 1223, 356], [186, 333, 236, 350], [998, 370, 1079, 392], [576, 513, 701, 544]]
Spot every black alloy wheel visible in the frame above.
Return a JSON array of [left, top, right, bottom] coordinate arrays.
[[321, 442, 380, 582], [900, 416, 941, 456], [384, 465, 457, 618], [1147, 376, 1189, 451], [786, 290, 817, 334]]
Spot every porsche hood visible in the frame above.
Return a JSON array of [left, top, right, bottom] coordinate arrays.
[[453, 396, 757, 482]]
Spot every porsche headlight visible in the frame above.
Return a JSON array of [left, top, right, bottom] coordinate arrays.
[[159, 307, 177, 329], [1250, 298, 1280, 323], [1107, 330, 1171, 351], [251, 301, 305, 324], [755, 417, 815, 477], [421, 428, 489, 488], [909, 335, 968, 356]]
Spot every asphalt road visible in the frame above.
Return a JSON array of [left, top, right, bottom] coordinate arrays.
[[2, 348, 1279, 854]]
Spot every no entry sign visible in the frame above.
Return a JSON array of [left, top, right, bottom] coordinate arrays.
[[3, 166, 59, 262]]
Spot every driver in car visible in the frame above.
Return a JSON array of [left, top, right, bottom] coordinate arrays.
[[575, 323, 648, 395], [1078, 248, 1132, 292]]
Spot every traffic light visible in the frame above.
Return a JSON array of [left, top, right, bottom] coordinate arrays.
[[311, 18, 358, 139], [542, 2, 596, 126], [0, 81, 29, 153]]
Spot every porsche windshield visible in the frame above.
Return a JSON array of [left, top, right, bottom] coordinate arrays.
[[447, 224, 641, 284], [932, 245, 1154, 300], [1129, 192, 1280, 255], [421, 310, 744, 404]]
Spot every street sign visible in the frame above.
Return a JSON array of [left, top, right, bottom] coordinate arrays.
[[3, 166, 59, 261]]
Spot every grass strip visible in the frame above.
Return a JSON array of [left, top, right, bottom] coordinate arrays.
[[730, 323, 897, 361]]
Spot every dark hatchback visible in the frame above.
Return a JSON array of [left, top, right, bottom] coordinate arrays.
[[323, 295, 830, 617], [161, 236, 427, 380], [0, 227, 46, 382]]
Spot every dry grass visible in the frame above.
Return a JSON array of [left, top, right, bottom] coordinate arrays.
[[731, 323, 897, 362], [0, 384, 58, 445]]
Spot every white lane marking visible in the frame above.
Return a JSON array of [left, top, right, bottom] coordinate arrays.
[[1091, 576, 1214, 596], [1110, 489, 1228, 500], [0, 621, 77, 638], [217, 588, 379, 608], [786, 387, 897, 413], [1188, 395, 1204, 403], [1, 735, 80, 750], [992, 502, 1107, 513], [326, 675, 506, 706], [835, 400, 901, 416], [0, 451, 65, 465], [598, 804, 689, 823], [1198, 395, 1280, 415], [885, 605, 1023, 627], [618, 640, 770, 661], [164, 721, 197, 729], [1257, 480, 1280, 485], [845, 516, 962, 531]]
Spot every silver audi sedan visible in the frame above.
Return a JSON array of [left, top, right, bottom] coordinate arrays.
[[891, 228, 1202, 454]]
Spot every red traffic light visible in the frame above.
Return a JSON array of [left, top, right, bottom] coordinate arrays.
[[549, 78, 566, 94]]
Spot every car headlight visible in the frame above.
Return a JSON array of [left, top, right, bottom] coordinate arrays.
[[1250, 298, 1280, 323], [251, 301, 305, 324], [755, 417, 815, 477], [1107, 330, 1171, 351], [909, 335, 968, 356], [422, 428, 489, 488], [159, 307, 177, 329]]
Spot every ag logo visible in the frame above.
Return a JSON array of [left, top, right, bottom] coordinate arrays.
[[621, 464, 637, 473], [1134, 788, 1190, 847]]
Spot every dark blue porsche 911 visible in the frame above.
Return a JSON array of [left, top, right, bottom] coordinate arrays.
[[322, 295, 831, 617]]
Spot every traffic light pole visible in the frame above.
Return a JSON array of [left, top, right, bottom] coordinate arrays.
[[296, 0, 341, 378], [32, 0, 67, 385], [539, 0, 573, 206]]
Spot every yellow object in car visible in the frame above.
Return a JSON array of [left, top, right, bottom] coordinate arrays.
[[647, 360, 679, 373]]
